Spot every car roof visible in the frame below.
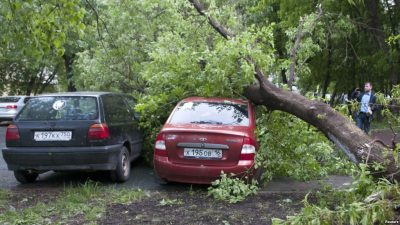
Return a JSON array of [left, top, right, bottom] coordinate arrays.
[[38, 92, 119, 97], [181, 96, 249, 105]]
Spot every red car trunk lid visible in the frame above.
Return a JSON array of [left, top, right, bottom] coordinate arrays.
[[163, 124, 248, 166]]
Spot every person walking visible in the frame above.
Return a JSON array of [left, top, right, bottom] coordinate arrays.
[[356, 82, 376, 134]]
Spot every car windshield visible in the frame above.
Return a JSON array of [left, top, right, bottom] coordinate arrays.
[[169, 101, 249, 126], [17, 96, 98, 121], [0, 97, 20, 103]]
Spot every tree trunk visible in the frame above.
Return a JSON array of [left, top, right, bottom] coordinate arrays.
[[189, 0, 400, 180], [275, 27, 288, 84], [36, 66, 58, 94], [394, 0, 400, 9], [287, 6, 323, 89], [329, 85, 337, 106], [63, 53, 76, 92], [365, 0, 398, 85], [281, 69, 288, 84], [25, 75, 36, 96], [384, 0, 400, 90], [322, 32, 332, 99]]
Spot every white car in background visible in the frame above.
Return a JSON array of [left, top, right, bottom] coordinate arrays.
[[0, 96, 31, 123]]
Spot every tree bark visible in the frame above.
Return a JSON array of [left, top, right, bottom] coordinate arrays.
[[329, 84, 337, 106], [384, 0, 400, 91], [287, 20, 304, 88], [63, 53, 76, 92], [322, 32, 332, 99], [281, 69, 288, 84], [25, 75, 36, 96], [394, 0, 400, 9], [287, 6, 323, 89], [365, 0, 398, 85], [189, 0, 400, 180], [36, 66, 58, 94]]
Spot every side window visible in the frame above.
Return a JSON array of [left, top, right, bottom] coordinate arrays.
[[125, 96, 136, 109], [102, 95, 131, 123], [124, 96, 140, 120]]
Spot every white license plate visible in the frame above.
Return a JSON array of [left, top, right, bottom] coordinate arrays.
[[34, 131, 72, 141], [184, 148, 222, 159]]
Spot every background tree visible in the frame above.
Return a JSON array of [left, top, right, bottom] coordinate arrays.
[[0, 0, 94, 95]]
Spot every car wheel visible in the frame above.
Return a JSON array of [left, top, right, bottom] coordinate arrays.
[[111, 146, 131, 182], [14, 170, 39, 184]]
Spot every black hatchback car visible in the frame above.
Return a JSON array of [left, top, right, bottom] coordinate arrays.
[[2, 92, 143, 183]]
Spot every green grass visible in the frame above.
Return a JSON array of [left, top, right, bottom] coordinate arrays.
[[0, 181, 146, 225], [109, 187, 147, 205], [0, 189, 11, 209], [370, 119, 400, 132], [371, 121, 390, 130]]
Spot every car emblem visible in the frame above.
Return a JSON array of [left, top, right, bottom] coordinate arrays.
[[199, 138, 207, 142]]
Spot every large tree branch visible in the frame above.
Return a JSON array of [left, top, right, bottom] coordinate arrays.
[[38, 66, 59, 94], [189, 0, 235, 39], [288, 5, 323, 88], [189, 0, 400, 180]]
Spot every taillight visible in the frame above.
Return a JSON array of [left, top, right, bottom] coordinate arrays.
[[154, 133, 167, 157], [240, 137, 257, 160], [88, 123, 110, 140], [6, 105, 17, 109], [6, 124, 20, 141]]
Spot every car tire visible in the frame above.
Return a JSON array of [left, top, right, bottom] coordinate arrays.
[[110, 146, 131, 183], [14, 170, 39, 184]]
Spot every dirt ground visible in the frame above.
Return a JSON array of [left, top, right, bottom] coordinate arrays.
[[0, 129, 396, 224], [100, 190, 312, 225], [371, 129, 400, 147], [2, 176, 350, 225], [0, 188, 60, 214]]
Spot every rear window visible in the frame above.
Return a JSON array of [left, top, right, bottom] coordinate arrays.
[[169, 101, 249, 126], [0, 97, 20, 103], [17, 96, 98, 121]]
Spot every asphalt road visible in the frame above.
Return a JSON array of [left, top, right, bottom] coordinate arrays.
[[0, 126, 352, 192], [0, 125, 19, 188], [0, 125, 171, 190]]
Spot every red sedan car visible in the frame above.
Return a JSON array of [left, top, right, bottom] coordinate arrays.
[[153, 97, 260, 184]]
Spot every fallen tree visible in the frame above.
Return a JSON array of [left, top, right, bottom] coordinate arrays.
[[189, 0, 400, 180]]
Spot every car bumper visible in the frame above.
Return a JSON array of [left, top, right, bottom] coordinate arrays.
[[2, 144, 122, 171], [0, 115, 16, 121], [0, 111, 18, 120], [153, 155, 255, 184]]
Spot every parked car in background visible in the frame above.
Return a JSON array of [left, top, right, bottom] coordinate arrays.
[[0, 96, 31, 123], [2, 92, 143, 183], [153, 97, 261, 184]]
